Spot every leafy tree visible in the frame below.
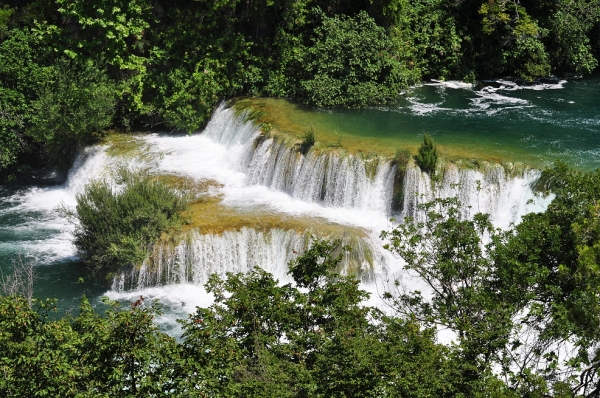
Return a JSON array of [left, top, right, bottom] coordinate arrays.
[[279, 10, 418, 108], [72, 296, 180, 397], [381, 199, 522, 393], [546, 9, 598, 74], [28, 60, 116, 162], [501, 162, 600, 395], [382, 170, 600, 396], [0, 27, 54, 175], [0, 294, 178, 397], [178, 239, 451, 397]]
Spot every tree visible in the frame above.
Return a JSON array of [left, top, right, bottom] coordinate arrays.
[[178, 239, 451, 397], [415, 133, 438, 174], [278, 9, 417, 108], [382, 170, 600, 396], [0, 294, 178, 397], [64, 168, 191, 279]]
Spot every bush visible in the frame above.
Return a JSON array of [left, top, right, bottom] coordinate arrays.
[[298, 125, 316, 154], [66, 168, 190, 278], [415, 133, 438, 174]]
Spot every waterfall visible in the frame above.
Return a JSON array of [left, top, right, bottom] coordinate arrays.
[[402, 162, 549, 228], [102, 103, 551, 293], [202, 104, 396, 215], [112, 227, 380, 292]]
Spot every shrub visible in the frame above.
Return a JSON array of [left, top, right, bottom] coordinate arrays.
[[415, 133, 438, 174], [298, 126, 316, 154], [65, 168, 190, 279]]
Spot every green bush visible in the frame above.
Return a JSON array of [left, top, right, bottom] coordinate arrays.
[[415, 133, 438, 174], [298, 125, 316, 154], [66, 168, 190, 278]]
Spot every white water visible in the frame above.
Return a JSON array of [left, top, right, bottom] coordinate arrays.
[[114, 228, 386, 291], [0, 146, 110, 264], [402, 162, 551, 229], [203, 104, 396, 214]]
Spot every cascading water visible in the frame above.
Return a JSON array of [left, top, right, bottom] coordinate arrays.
[[203, 104, 396, 214], [108, 103, 550, 297], [0, 95, 558, 329], [113, 228, 381, 291], [402, 162, 551, 229]]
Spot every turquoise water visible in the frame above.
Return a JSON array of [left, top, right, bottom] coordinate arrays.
[[296, 77, 600, 169], [0, 185, 106, 317], [0, 77, 598, 321]]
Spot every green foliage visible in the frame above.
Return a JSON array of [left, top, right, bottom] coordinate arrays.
[[386, 0, 467, 80], [28, 60, 116, 162], [382, 167, 600, 395], [0, 28, 54, 174], [382, 198, 549, 394], [0, 107, 25, 171], [281, 10, 419, 108], [66, 168, 191, 278], [55, 0, 153, 71], [415, 133, 438, 174], [511, 162, 600, 341], [178, 239, 451, 397], [0, 295, 178, 397], [155, 62, 227, 133], [0, 5, 13, 39], [546, 10, 598, 74], [1, 0, 599, 175]]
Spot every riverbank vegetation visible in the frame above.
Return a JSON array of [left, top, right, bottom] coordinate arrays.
[[1, 0, 599, 181]]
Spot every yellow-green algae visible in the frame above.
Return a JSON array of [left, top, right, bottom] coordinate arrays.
[[100, 131, 162, 163]]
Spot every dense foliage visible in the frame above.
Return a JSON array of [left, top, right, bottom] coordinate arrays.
[[0, 241, 455, 397], [1, 0, 599, 180], [63, 168, 191, 278]]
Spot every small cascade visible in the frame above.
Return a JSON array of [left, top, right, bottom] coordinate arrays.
[[64, 146, 111, 198], [112, 227, 379, 292], [202, 104, 396, 215], [402, 162, 548, 228], [246, 139, 396, 213]]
